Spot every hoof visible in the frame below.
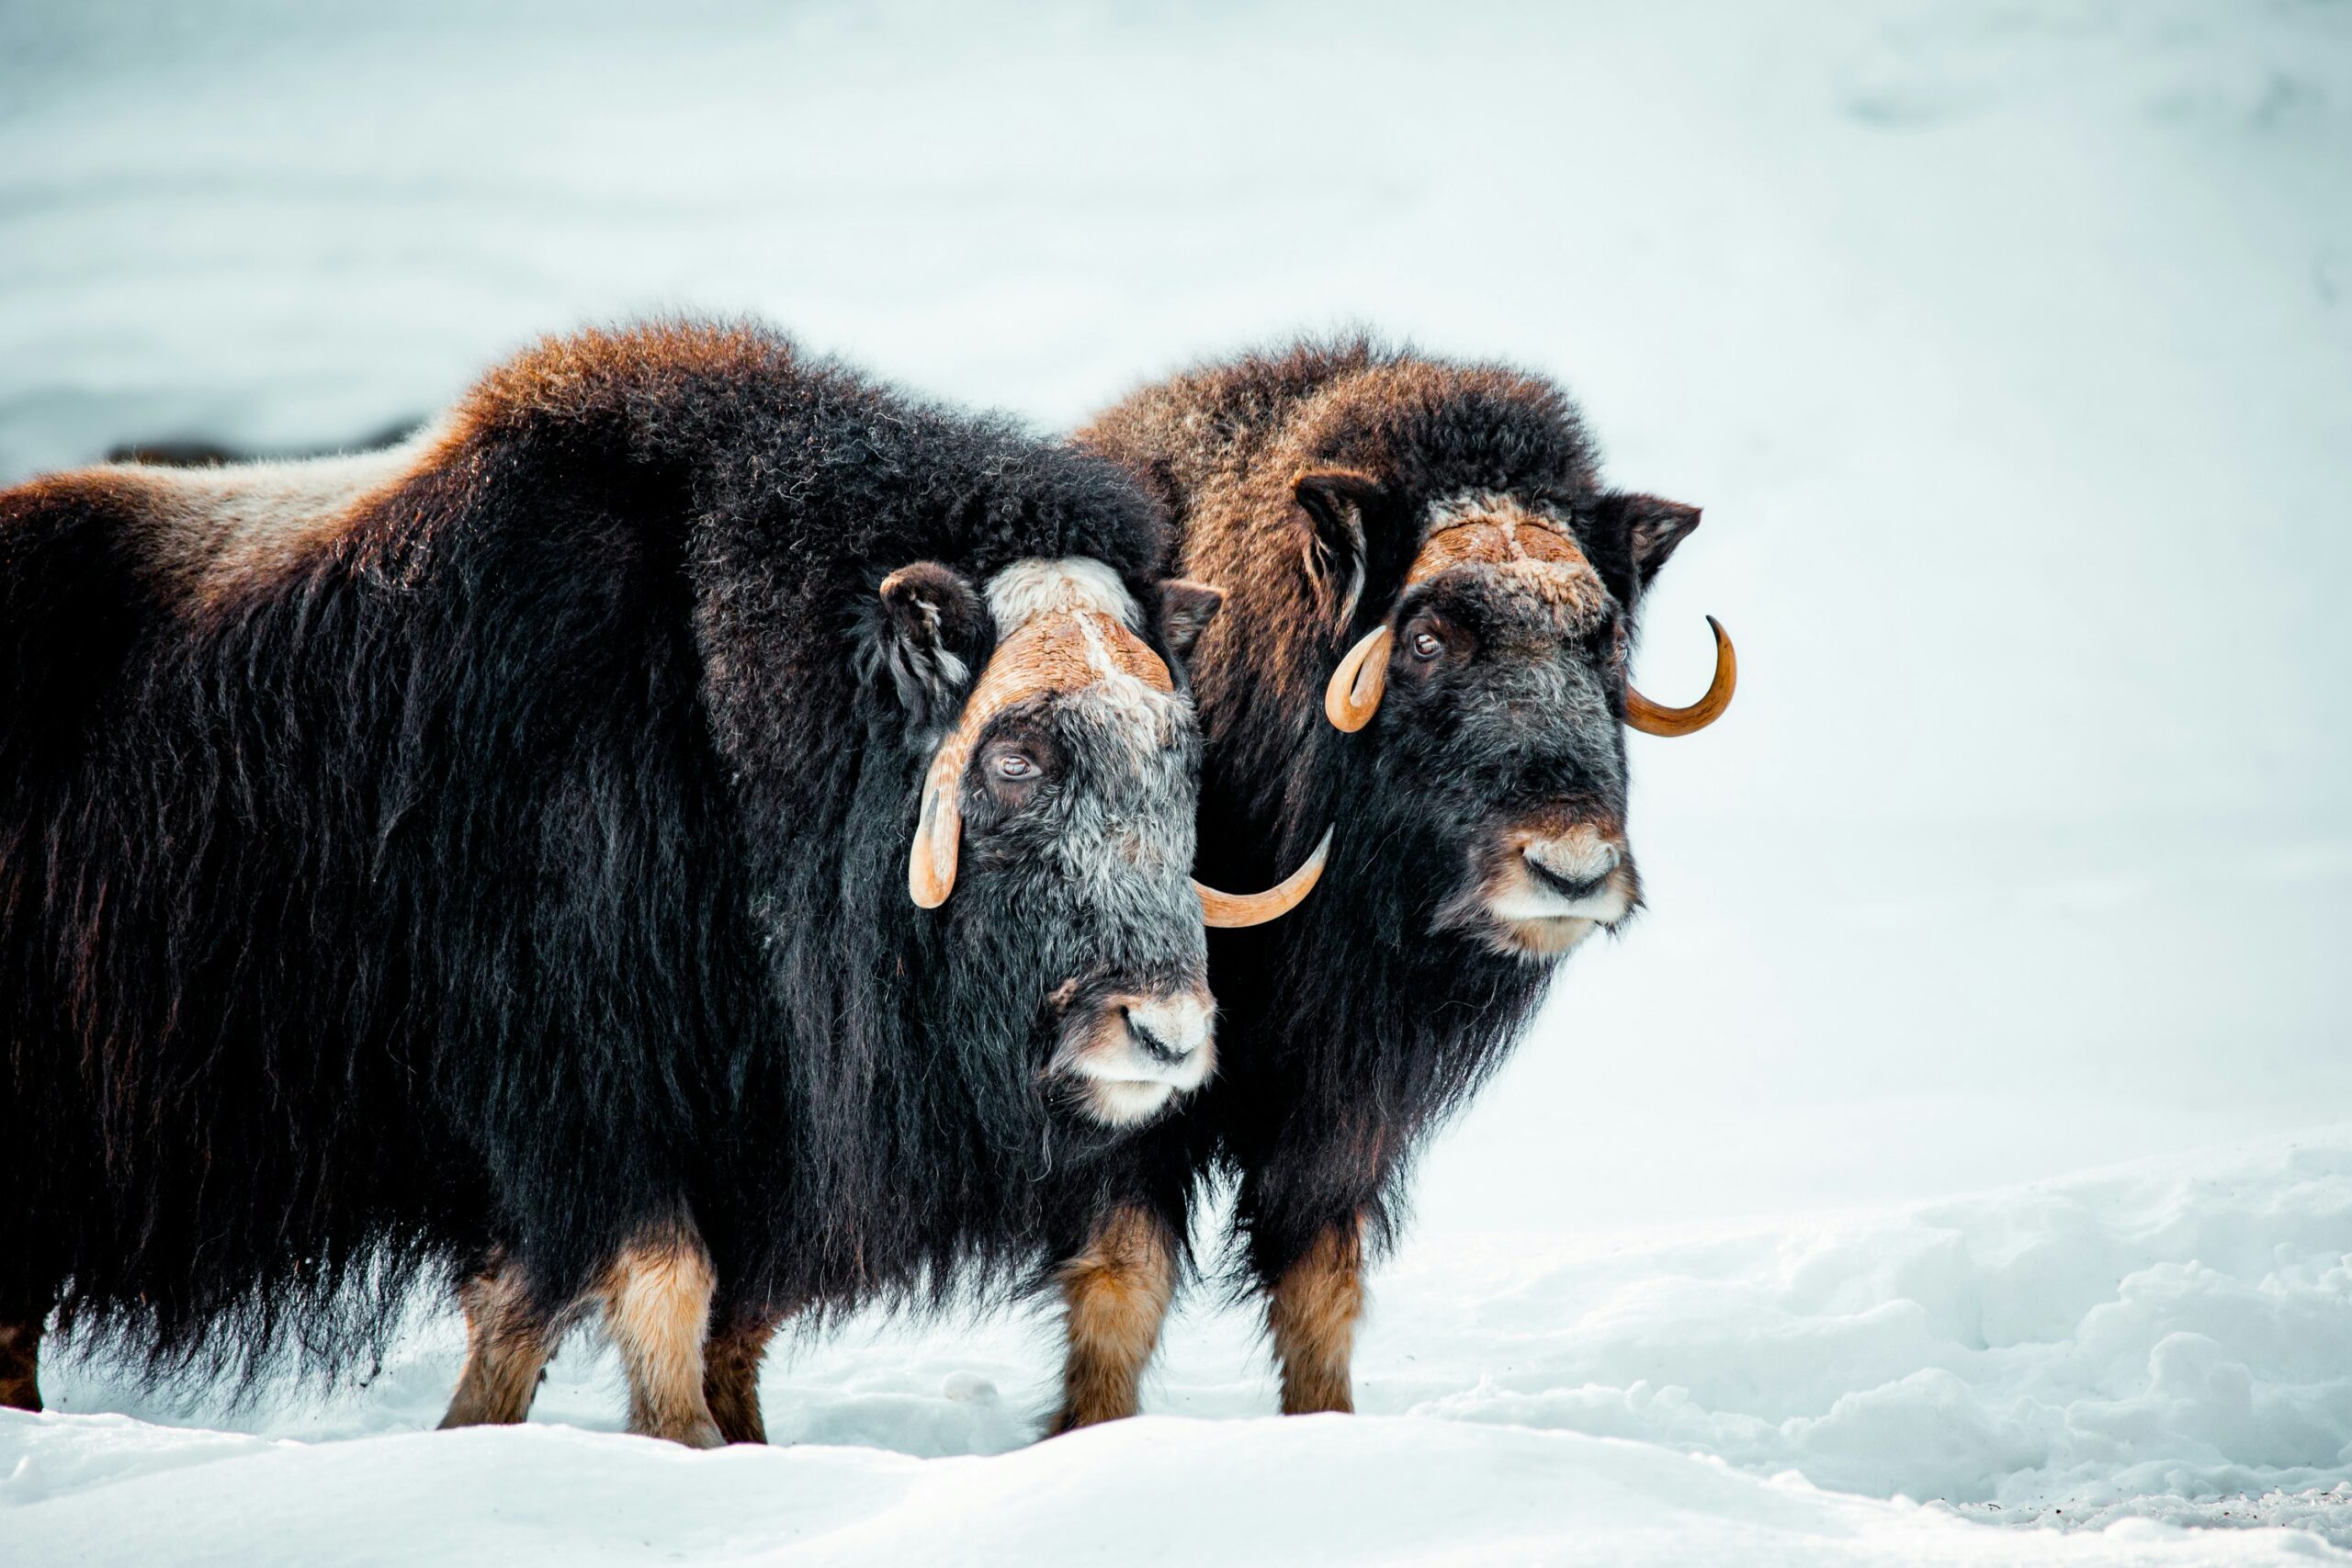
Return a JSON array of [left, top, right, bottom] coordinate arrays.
[[1044, 1406, 1119, 1438], [662, 1418, 727, 1450]]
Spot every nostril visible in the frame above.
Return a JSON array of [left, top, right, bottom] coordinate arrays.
[[1126, 1016, 1192, 1066], [1521, 840, 1619, 900], [1120, 995, 1212, 1066]]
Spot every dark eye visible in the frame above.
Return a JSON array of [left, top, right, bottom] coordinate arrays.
[[994, 752, 1037, 780], [1410, 629, 1444, 660]]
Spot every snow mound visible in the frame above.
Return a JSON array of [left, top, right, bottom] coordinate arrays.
[[1372, 1132, 2352, 1518], [11, 1130, 2352, 1563], [4, 1412, 2346, 1567]]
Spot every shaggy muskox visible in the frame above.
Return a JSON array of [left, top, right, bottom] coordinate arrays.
[[0, 321, 1319, 1443], [1018, 335, 1737, 1427]]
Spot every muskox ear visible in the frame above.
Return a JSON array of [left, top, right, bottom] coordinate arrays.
[[1292, 468, 1384, 621], [1159, 578, 1225, 663], [1598, 491, 1702, 588], [875, 561, 989, 739]]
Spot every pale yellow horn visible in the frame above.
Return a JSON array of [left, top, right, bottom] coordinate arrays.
[[1323, 626, 1393, 733], [1194, 829, 1331, 928], [907, 741, 969, 908], [1626, 615, 1736, 737]]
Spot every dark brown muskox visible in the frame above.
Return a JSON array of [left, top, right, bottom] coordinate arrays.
[[1014, 335, 1736, 1427], [0, 320, 1319, 1443]]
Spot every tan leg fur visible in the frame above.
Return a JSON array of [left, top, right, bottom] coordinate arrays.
[[599, 1232, 724, 1449], [1267, 1221, 1364, 1416], [1049, 1205, 1176, 1433], [0, 1318, 42, 1413], [440, 1261, 552, 1429]]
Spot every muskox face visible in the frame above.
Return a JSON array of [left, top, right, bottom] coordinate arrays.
[[1303, 479, 1730, 964], [1365, 536, 1641, 960], [978, 682, 1219, 1128], [876, 558, 1234, 1127]]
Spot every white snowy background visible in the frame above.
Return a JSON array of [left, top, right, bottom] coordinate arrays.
[[2, 1, 2348, 1562]]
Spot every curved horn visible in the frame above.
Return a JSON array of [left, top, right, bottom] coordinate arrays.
[[1195, 828, 1331, 928], [1323, 626, 1393, 733], [907, 741, 968, 908], [1626, 615, 1736, 737]]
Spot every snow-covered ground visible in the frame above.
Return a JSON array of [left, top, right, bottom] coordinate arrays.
[[13, 1130, 2352, 1563], [3, 0, 2349, 1561]]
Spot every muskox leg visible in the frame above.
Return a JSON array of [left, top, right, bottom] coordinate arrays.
[[1265, 1219, 1365, 1416], [701, 1306, 781, 1445], [598, 1230, 725, 1450], [0, 1314, 44, 1413], [1048, 1205, 1177, 1433], [440, 1255, 554, 1429]]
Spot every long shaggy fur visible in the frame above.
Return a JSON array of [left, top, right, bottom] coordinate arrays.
[[0, 320, 1183, 1390]]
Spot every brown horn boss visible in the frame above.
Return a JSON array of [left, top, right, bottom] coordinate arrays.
[[1326, 516, 1736, 739], [899, 562, 1325, 924]]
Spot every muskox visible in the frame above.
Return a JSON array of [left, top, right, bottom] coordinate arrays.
[[1018, 335, 1737, 1427], [0, 320, 1319, 1442]]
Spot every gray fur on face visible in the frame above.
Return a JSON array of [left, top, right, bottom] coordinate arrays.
[[944, 658, 1213, 1126], [1003, 682, 1208, 998]]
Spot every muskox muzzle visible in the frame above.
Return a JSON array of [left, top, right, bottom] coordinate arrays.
[[1460, 817, 1642, 959], [1054, 985, 1218, 1126]]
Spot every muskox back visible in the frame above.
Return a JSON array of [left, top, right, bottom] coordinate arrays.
[[0, 321, 1201, 1400]]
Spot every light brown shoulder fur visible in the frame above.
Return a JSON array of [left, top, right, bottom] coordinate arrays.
[[5, 424, 449, 612], [2, 321, 790, 616]]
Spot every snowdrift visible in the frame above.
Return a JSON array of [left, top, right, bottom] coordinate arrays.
[[9, 1130, 2352, 1564]]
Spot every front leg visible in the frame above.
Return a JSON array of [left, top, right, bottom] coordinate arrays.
[[443, 1231, 730, 1448], [440, 1254, 555, 1429], [597, 1227, 726, 1449], [1264, 1218, 1365, 1415], [1048, 1203, 1178, 1433]]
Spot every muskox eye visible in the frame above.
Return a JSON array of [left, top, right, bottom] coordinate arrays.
[[994, 752, 1036, 780], [1410, 630, 1443, 660]]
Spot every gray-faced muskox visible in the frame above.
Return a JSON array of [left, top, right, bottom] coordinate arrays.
[[1015, 335, 1736, 1427], [0, 320, 1321, 1442]]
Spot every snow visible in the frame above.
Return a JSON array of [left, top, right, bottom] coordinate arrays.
[[14, 1130, 2352, 1563], [6, 1421, 2343, 1568], [4, 0, 2350, 1561]]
